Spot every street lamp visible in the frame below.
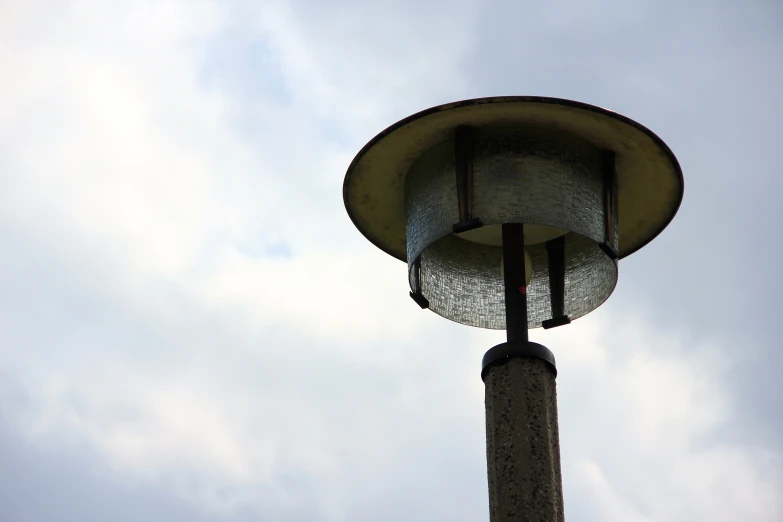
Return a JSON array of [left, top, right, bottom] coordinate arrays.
[[343, 96, 683, 522]]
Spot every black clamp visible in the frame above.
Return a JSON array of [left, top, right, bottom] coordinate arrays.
[[409, 255, 429, 309], [481, 341, 557, 381]]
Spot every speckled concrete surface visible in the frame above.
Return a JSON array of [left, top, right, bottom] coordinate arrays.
[[484, 357, 564, 522]]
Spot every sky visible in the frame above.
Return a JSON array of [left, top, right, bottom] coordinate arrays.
[[1, 1, 781, 521]]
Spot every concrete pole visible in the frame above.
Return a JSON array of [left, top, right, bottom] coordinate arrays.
[[483, 344, 564, 522]]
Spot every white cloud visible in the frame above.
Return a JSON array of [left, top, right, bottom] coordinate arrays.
[[249, 0, 479, 127], [574, 458, 654, 522], [544, 315, 783, 521], [0, 1, 781, 522]]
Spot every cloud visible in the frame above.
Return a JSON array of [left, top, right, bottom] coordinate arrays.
[[1, 1, 782, 521], [540, 316, 783, 521]]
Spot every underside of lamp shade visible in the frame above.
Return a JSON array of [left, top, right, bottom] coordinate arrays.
[[406, 126, 618, 329]]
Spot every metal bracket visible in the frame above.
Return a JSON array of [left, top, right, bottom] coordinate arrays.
[[601, 150, 619, 260], [543, 236, 571, 329], [408, 255, 429, 309], [542, 315, 571, 329], [453, 126, 483, 234]]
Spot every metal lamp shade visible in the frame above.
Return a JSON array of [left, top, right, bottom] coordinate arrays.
[[344, 97, 683, 329]]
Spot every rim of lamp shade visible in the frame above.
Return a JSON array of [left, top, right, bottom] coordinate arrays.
[[343, 96, 684, 262]]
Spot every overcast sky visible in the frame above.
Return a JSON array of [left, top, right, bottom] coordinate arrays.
[[1, 1, 782, 521]]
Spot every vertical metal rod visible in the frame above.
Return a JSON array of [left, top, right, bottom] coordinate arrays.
[[502, 223, 528, 342], [455, 126, 474, 223], [408, 255, 429, 309], [546, 236, 566, 318], [601, 150, 619, 259], [453, 126, 482, 233]]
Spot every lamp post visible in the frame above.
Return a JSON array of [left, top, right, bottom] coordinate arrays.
[[343, 97, 683, 521]]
